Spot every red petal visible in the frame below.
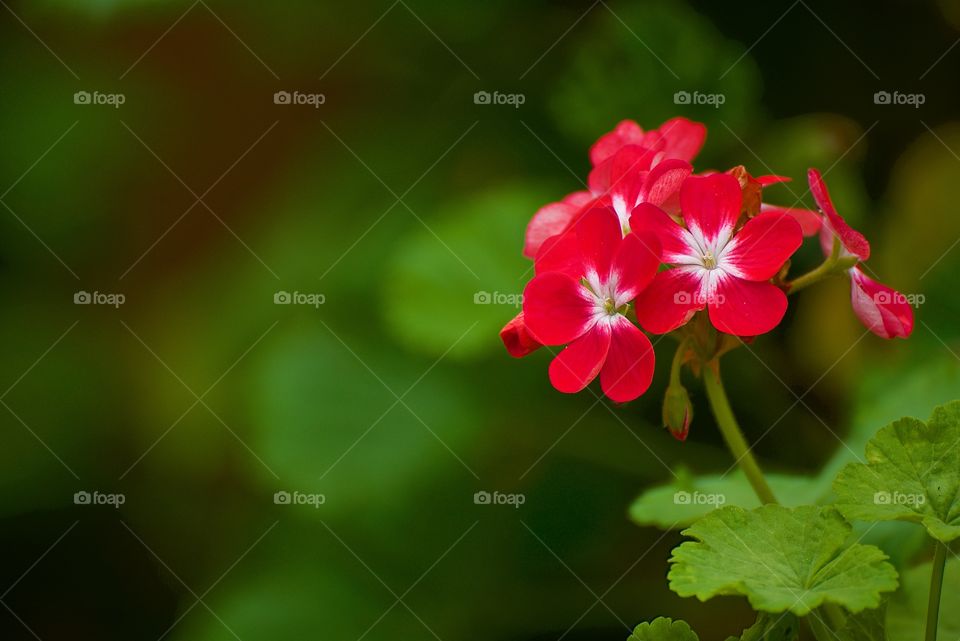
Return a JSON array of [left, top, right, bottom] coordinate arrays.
[[600, 316, 655, 402], [640, 159, 692, 207], [535, 232, 584, 278], [708, 275, 788, 336], [572, 203, 622, 280], [722, 212, 803, 281], [761, 204, 822, 237], [849, 268, 914, 339], [655, 117, 707, 163], [755, 175, 792, 186], [680, 174, 742, 245], [588, 145, 657, 214], [807, 168, 870, 261], [633, 267, 706, 334], [523, 272, 598, 345], [589, 120, 645, 166], [548, 324, 612, 394], [611, 232, 661, 302], [523, 191, 593, 259], [500, 312, 542, 357], [629, 203, 696, 265]]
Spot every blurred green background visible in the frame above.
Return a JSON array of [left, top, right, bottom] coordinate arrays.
[[1, 0, 960, 638]]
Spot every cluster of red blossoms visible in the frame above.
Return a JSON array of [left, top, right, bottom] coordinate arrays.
[[500, 117, 914, 404]]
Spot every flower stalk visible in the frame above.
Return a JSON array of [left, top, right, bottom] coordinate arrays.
[[702, 361, 778, 505], [926, 541, 947, 641], [786, 235, 856, 294]]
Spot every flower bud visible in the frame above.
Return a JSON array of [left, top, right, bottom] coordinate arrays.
[[663, 384, 693, 441]]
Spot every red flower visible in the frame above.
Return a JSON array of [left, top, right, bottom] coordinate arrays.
[[500, 312, 542, 358], [728, 167, 822, 236], [521, 204, 661, 402], [522, 118, 705, 259], [524, 148, 691, 258], [590, 117, 707, 167], [631, 174, 803, 336], [807, 169, 913, 339]]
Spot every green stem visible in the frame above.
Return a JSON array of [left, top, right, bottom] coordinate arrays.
[[926, 541, 948, 641], [787, 236, 843, 294], [669, 338, 689, 387], [702, 362, 778, 505]]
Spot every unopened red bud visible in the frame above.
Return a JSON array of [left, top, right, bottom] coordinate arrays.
[[663, 384, 693, 441]]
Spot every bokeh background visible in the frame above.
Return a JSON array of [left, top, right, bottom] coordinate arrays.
[[1, 0, 960, 639]]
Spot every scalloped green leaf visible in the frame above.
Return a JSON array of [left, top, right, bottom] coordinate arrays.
[[629, 470, 823, 530], [668, 505, 898, 615], [833, 400, 960, 543], [821, 601, 887, 641], [628, 617, 698, 641], [725, 612, 800, 641]]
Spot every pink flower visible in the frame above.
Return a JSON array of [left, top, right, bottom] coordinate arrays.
[[631, 174, 803, 336], [849, 268, 915, 339], [521, 204, 662, 402], [807, 169, 913, 339]]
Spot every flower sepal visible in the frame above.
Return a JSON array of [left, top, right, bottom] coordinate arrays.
[[663, 383, 693, 441]]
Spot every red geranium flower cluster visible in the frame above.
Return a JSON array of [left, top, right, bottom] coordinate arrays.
[[502, 118, 913, 405]]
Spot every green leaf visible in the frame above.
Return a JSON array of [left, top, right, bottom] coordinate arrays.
[[668, 505, 898, 615], [629, 469, 823, 530], [725, 612, 800, 641], [833, 400, 960, 543], [628, 617, 699, 641], [887, 557, 960, 641], [819, 602, 887, 641]]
